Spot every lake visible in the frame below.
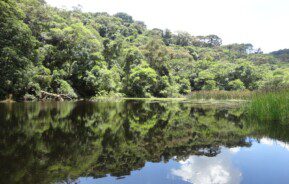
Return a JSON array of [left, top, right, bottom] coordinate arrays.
[[1, 100, 289, 184]]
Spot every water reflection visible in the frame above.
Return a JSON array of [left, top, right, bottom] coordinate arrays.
[[260, 138, 289, 151], [0, 100, 288, 183], [171, 147, 242, 184]]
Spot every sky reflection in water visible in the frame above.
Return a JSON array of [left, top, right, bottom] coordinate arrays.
[[87, 138, 289, 184]]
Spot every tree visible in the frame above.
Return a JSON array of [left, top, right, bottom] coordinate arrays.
[[224, 43, 254, 55], [94, 14, 124, 38], [127, 62, 157, 97], [232, 59, 263, 90], [132, 21, 146, 34], [142, 39, 170, 76], [50, 23, 103, 96], [228, 79, 245, 91], [0, 0, 36, 99], [194, 70, 217, 90], [114, 12, 134, 24], [17, 0, 52, 39], [102, 35, 124, 69], [163, 29, 173, 46], [122, 47, 144, 93], [174, 31, 192, 46], [271, 49, 289, 62]]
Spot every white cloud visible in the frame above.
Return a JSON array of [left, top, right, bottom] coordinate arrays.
[[45, 0, 289, 53]]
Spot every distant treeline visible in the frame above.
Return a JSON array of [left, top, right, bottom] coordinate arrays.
[[1, 0, 289, 100]]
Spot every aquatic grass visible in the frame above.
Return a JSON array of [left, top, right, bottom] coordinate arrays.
[[188, 90, 253, 100], [247, 89, 289, 124]]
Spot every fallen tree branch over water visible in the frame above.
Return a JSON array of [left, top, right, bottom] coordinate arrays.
[[40, 91, 73, 101]]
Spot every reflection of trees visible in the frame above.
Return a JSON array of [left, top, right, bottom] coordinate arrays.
[[0, 101, 252, 183], [245, 118, 289, 143]]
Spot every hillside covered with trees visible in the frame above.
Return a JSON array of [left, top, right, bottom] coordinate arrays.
[[1, 0, 289, 100]]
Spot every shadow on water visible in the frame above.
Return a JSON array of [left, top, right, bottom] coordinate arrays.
[[0, 100, 288, 183]]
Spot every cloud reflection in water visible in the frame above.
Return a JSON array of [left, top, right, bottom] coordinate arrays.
[[171, 148, 242, 184]]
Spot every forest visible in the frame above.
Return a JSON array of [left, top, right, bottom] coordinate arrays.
[[1, 0, 289, 100]]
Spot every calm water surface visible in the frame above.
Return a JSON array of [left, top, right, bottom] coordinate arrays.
[[1, 100, 289, 184]]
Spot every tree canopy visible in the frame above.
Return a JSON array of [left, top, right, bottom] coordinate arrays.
[[0, 0, 288, 100]]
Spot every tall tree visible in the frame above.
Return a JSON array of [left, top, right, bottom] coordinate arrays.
[[0, 0, 36, 99]]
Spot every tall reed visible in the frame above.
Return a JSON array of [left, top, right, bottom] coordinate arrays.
[[188, 90, 252, 100], [247, 89, 289, 124]]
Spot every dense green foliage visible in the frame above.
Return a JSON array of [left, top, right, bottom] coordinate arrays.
[[0, 0, 36, 99], [271, 49, 289, 62], [1, 0, 289, 100]]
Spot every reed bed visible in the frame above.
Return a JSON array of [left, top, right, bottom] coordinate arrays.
[[188, 90, 253, 100], [188, 89, 289, 124], [247, 89, 289, 124]]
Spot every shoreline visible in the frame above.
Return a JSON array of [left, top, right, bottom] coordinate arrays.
[[0, 97, 248, 103]]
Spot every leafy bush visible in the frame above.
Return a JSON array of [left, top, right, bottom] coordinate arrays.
[[228, 79, 245, 91], [52, 79, 77, 98], [128, 63, 158, 97]]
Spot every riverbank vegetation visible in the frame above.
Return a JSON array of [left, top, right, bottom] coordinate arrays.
[[188, 90, 253, 100], [247, 88, 289, 124], [1, 0, 289, 101]]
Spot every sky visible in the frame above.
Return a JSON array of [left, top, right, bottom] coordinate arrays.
[[45, 0, 289, 53]]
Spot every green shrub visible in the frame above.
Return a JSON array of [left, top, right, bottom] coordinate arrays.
[[228, 79, 245, 91], [128, 63, 158, 97], [52, 79, 78, 99]]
